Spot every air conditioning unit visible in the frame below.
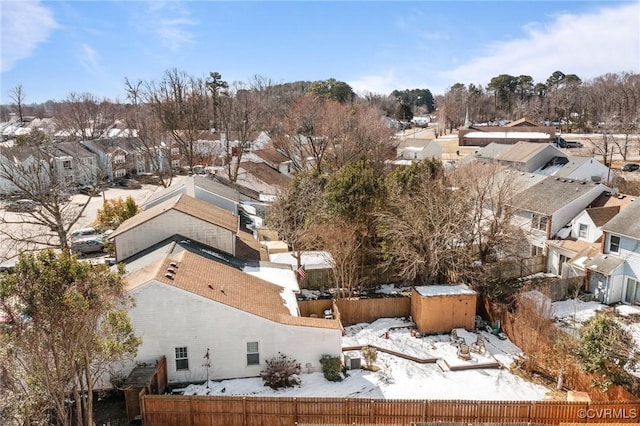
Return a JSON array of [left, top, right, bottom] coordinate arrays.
[[343, 352, 361, 370]]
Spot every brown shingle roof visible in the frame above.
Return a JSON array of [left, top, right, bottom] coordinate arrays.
[[585, 206, 620, 227], [496, 141, 550, 163], [602, 200, 640, 240], [110, 194, 239, 238], [126, 250, 341, 330], [239, 161, 291, 188], [253, 146, 288, 165]]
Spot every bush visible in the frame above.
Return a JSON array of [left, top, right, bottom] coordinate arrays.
[[362, 346, 377, 368], [259, 353, 301, 390], [319, 356, 344, 382]]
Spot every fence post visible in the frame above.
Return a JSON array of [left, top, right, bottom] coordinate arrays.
[[294, 397, 297, 424], [243, 397, 247, 426]]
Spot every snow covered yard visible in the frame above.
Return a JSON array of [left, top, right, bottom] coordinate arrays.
[[174, 318, 552, 400]]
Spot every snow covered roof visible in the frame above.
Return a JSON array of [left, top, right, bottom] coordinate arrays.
[[269, 251, 334, 270], [465, 131, 552, 139], [414, 284, 476, 297]]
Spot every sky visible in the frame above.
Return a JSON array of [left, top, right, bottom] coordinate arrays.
[[1, 0, 639, 105]]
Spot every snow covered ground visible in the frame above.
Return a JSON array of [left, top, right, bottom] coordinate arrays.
[[173, 318, 551, 400]]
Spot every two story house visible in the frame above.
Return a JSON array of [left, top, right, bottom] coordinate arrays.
[[507, 176, 609, 258], [585, 199, 640, 305]]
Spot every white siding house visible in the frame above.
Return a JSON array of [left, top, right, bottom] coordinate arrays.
[[123, 250, 342, 383], [110, 194, 238, 261], [586, 200, 640, 305]]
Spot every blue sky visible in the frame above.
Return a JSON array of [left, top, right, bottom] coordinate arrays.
[[1, 1, 639, 104]]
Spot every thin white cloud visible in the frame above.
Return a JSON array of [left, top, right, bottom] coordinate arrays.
[[78, 43, 100, 74], [441, 3, 640, 87], [146, 1, 196, 52], [1, 1, 60, 72]]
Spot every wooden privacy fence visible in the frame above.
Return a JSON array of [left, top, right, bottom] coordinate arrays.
[[139, 396, 640, 425], [299, 297, 411, 326]]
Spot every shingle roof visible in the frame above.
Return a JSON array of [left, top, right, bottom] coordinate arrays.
[[552, 156, 592, 178], [253, 147, 288, 165], [585, 253, 626, 275], [110, 194, 239, 238], [142, 175, 240, 210], [126, 250, 340, 330], [495, 141, 552, 163], [238, 161, 291, 188], [601, 200, 640, 240], [508, 176, 606, 215], [585, 206, 620, 227]]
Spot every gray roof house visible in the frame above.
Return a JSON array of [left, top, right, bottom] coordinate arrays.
[[507, 176, 609, 257], [584, 200, 640, 305]]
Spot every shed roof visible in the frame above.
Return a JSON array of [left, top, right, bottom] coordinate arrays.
[[414, 284, 477, 297], [585, 206, 620, 227]]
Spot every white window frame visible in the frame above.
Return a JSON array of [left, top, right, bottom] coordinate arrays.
[[175, 346, 189, 371], [62, 159, 72, 169], [530, 244, 543, 257], [171, 147, 180, 156], [609, 234, 621, 253], [171, 159, 180, 168], [578, 223, 588, 239], [115, 169, 126, 178], [246, 341, 259, 365], [531, 213, 548, 232], [114, 154, 126, 164]]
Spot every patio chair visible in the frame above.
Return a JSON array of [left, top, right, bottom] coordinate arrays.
[[450, 329, 465, 346], [457, 343, 472, 361], [323, 309, 334, 319], [470, 334, 486, 354]]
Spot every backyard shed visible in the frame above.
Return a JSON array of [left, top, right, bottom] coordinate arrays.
[[123, 356, 167, 423], [411, 285, 477, 334]]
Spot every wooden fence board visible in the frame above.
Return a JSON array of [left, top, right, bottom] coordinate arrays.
[[140, 395, 640, 425]]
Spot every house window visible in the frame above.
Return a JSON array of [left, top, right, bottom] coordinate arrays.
[[137, 164, 145, 174], [246, 341, 259, 365], [609, 235, 621, 253], [114, 154, 125, 164], [115, 169, 126, 178], [530, 244, 543, 256], [62, 160, 72, 169], [171, 148, 180, 156], [578, 223, 588, 239], [625, 278, 640, 305], [175, 347, 189, 371], [531, 213, 548, 231], [171, 159, 180, 168]]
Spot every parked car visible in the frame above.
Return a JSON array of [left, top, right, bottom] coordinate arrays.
[[553, 136, 582, 148], [77, 184, 101, 197], [114, 178, 142, 189], [71, 227, 103, 241], [565, 141, 583, 148], [5, 199, 38, 212], [621, 163, 640, 172], [70, 237, 105, 254]]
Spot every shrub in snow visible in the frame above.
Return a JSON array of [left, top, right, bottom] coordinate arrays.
[[320, 356, 344, 382], [260, 352, 301, 390], [362, 346, 377, 368]]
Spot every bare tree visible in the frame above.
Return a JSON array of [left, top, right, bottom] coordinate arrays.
[[123, 78, 173, 187], [217, 81, 268, 182], [0, 140, 94, 258], [8, 85, 26, 123], [145, 69, 210, 171], [52, 92, 119, 141]]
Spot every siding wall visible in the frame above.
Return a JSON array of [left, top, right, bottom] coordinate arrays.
[[115, 210, 234, 261], [125, 282, 342, 383]]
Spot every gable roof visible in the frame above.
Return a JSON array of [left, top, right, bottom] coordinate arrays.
[[601, 200, 640, 240], [253, 146, 289, 165], [495, 141, 556, 163], [552, 156, 600, 178], [508, 176, 606, 216], [237, 161, 292, 189], [504, 118, 541, 127], [126, 250, 340, 330], [111, 193, 239, 238], [585, 206, 620, 227], [142, 175, 241, 210]]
